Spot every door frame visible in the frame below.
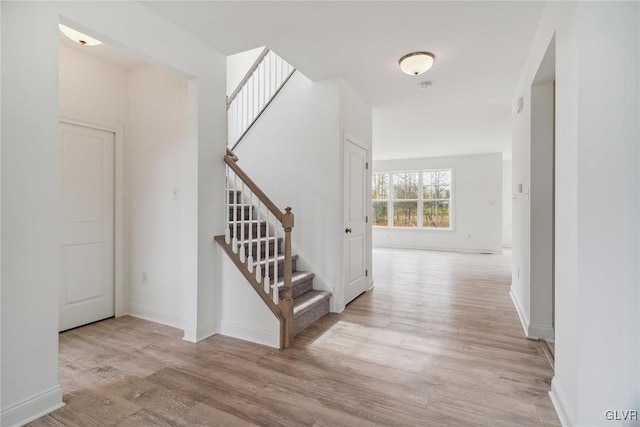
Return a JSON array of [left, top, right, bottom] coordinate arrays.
[[60, 112, 126, 318], [342, 133, 371, 308]]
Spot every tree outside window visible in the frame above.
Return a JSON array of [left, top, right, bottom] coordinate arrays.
[[372, 169, 452, 229], [372, 173, 389, 226], [423, 170, 451, 228], [392, 172, 419, 227]]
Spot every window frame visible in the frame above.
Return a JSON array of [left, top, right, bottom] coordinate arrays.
[[371, 173, 390, 227], [372, 168, 454, 231]]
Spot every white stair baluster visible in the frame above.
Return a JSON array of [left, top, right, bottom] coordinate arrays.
[[224, 165, 230, 244], [256, 200, 263, 284], [232, 171, 238, 253], [247, 187, 253, 272], [264, 210, 270, 294], [272, 53, 277, 97], [236, 99, 240, 143], [253, 71, 258, 120], [242, 86, 247, 133], [258, 64, 265, 110], [248, 74, 254, 124], [272, 223, 279, 305], [233, 100, 239, 144], [239, 180, 246, 263]]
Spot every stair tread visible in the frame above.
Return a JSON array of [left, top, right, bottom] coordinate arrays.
[[253, 253, 298, 266], [236, 236, 282, 245], [293, 290, 331, 316], [275, 271, 315, 288], [228, 219, 266, 224]]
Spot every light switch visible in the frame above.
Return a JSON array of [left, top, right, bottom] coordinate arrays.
[[172, 187, 180, 200]]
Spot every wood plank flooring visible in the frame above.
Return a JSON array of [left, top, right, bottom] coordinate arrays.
[[29, 248, 559, 426]]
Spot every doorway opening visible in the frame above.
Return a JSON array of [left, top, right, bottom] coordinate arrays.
[[58, 22, 195, 333], [529, 35, 556, 354], [343, 135, 372, 306]]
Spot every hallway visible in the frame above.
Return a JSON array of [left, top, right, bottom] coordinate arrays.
[[30, 248, 558, 426]]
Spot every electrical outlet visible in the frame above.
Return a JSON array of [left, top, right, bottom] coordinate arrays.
[[142, 272, 148, 283], [172, 187, 180, 200]]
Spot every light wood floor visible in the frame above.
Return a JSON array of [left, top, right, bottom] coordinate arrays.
[[30, 248, 559, 426]]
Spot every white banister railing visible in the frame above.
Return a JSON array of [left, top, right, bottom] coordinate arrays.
[[227, 48, 296, 150]]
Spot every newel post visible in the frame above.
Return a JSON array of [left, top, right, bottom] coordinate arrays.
[[281, 207, 295, 348]]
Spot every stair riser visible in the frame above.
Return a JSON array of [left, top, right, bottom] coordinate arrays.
[[229, 222, 268, 239], [239, 239, 283, 258], [258, 258, 297, 279], [227, 190, 242, 203], [294, 297, 330, 336], [279, 277, 313, 300], [229, 206, 252, 221]]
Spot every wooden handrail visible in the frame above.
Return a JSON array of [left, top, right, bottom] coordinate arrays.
[[224, 154, 283, 223], [227, 47, 270, 108], [225, 148, 238, 162]]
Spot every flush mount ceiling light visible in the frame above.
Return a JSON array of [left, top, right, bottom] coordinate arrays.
[[399, 52, 435, 75], [59, 24, 102, 46]]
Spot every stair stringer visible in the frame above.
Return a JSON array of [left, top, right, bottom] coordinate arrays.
[[215, 235, 285, 349]]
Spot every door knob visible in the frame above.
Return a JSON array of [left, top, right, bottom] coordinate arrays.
[[345, 228, 352, 233]]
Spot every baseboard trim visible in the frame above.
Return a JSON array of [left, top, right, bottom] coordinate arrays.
[[183, 320, 218, 343], [128, 303, 185, 329], [510, 288, 530, 338], [218, 320, 278, 348], [373, 243, 501, 254], [550, 377, 576, 427], [0, 385, 64, 427], [529, 323, 554, 341]]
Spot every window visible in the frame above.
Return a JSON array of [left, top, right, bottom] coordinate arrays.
[[392, 172, 419, 227], [372, 174, 389, 226], [422, 170, 451, 228], [372, 169, 453, 229]]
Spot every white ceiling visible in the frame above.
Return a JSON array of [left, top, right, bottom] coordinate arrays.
[[144, 1, 545, 160], [59, 28, 148, 71]]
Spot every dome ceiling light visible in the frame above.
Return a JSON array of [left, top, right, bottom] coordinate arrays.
[[59, 24, 102, 46], [399, 52, 435, 75]]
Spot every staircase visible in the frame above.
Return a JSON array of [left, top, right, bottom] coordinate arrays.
[[215, 48, 331, 349]]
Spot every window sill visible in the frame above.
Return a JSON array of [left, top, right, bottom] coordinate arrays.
[[372, 226, 455, 232]]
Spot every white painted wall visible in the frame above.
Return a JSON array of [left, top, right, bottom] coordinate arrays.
[[218, 257, 280, 348], [529, 80, 554, 341], [512, 2, 639, 425], [127, 65, 196, 329], [59, 46, 128, 123], [502, 160, 512, 247], [1, 3, 226, 426], [226, 46, 264, 96], [372, 153, 502, 254]]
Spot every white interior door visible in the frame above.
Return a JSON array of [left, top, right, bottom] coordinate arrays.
[[343, 139, 369, 305], [59, 122, 115, 331]]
